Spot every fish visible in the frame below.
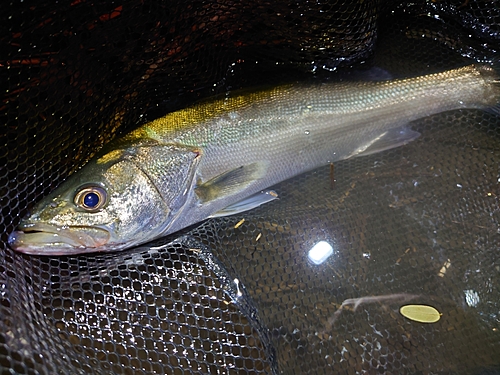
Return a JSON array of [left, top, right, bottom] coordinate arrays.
[[8, 63, 500, 255]]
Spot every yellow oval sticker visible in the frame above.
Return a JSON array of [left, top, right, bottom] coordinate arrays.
[[400, 304, 441, 323]]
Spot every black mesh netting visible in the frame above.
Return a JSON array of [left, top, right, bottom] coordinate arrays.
[[1, 0, 500, 374]]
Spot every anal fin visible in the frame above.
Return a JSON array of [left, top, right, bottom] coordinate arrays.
[[348, 127, 420, 159]]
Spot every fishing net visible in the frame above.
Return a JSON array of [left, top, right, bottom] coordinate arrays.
[[1, 0, 499, 373]]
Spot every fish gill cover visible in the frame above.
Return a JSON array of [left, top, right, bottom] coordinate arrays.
[[0, 0, 499, 374]]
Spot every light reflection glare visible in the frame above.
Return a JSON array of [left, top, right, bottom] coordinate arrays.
[[464, 289, 480, 307], [308, 241, 333, 265]]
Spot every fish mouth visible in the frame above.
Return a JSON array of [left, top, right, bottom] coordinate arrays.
[[8, 222, 111, 256]]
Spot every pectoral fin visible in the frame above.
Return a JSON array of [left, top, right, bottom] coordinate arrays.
[[195, 162, 267, 203], [210, 189, 278, 218], [348, 127, 420, 158]]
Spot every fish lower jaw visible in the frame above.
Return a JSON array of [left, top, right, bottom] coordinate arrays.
[[8, 223, 110, 256], [8, 230, 86, 255]]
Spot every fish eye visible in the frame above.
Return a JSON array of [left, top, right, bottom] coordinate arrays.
[[74, 186, 107, 211]]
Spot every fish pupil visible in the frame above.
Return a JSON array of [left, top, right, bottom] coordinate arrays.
[[83, 192, 100, 208]]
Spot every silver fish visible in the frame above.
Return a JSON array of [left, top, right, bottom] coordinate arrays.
[[9, 64, 500, 255]]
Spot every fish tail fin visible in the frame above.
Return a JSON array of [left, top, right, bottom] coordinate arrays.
[[476, 56, 500, 116], [490, 57, 500, 115], [477, 57, 500, 83], [489, 55, 500, 75]]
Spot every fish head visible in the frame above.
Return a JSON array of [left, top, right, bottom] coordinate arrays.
[[9, 141, 201, 255]]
